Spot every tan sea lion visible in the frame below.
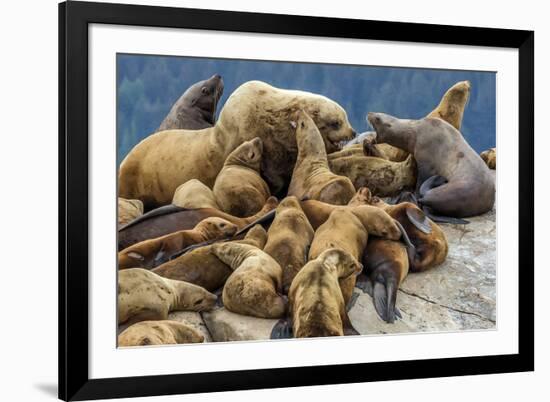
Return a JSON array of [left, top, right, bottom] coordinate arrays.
[[213, 138, 271, 217], [118, 268, 216, 325], [289, 248, 363, 338], [118, 320, 204, 347], [118, 217, 237, 269], [119, 81, 356, 208], [368, 112, 495, 219], [118, 197, 143, 228], [152, 224, 268, 291], [288, 110, 356, 205], [211, 243, 285, 318], [117, 197, 278, 250], [157, 74, 224, 131], [480, 147, 496, 169], [426, 80, 471, 131], [328, 154, 417, 197], [172, 179, 220, 209], [264, 196, 315, 294]]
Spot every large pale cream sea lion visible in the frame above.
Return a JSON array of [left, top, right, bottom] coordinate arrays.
[[118, 197, 144, 228], [118, 217, 237, 269], [213, 138, 270, 217], [289, 248, 363, 338], [118, 320, 205, 346], [172, 179, 220, 209], [263, 196, 315, 294], [211, 243, 286, 318], [288, 110, 356, 205], [118, 268, 216, 325], [119, 81, 356, 208], [157, 74, 224, 131]]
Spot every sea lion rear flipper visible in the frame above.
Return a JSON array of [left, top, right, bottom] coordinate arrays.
[[234, 209, 276, 236], [270, 318, 293, 339], [405, 207, 432, 234], [422, 207, 470, 225], [118, 204, 188, 231], [355, 273, 373, 295], [389, 191, 418, 206], [419, 175, 448, 197]]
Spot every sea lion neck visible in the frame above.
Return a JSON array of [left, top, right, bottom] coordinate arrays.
[[377, 120, 417, 154]]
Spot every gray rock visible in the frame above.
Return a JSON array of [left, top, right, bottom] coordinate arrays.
[[202, 308, 279, 342]]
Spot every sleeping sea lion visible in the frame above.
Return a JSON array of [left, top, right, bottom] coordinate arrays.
[[213, 138, 271, 217], [288, 110, 356, 205], [118, 217, 237, 269], [157, 74, 224, 131], [172, 179, 220, 209], [118, 320, 205, 346], [118, 268, 216, 325], [118, 197, 144, 228]]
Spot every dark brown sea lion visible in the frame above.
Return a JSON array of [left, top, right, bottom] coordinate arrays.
[[152, 224, 268, 291], [118, 217, 237, 269], [289, 248, 363, 338], [118, 320, 205, 346], [264, 196, 315, 294], [288, 110, 356, 205], [367, 112, 495, 219], [118, 268, 216, 325], [480, 147, 496, 169], [117, 197, 278, 250], [157, 74, 224, 131]]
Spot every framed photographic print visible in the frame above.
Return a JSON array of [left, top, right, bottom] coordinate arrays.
[[59, 1, 534, 400]]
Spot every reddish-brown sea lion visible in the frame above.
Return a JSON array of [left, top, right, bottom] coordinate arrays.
[[118, 217, 237, 269], [118, 320, 205, 347], [117, 196, 278, 250], [264, 196, 315, 294], [157, 74, 224, 131], [367, 112, 495, 219]]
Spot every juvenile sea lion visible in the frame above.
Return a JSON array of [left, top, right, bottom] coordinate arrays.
[[118, 197, 143, 228], [211, 243, 285, 318], [289, 248, 363, 338], [264, 196, 315, 293], [119, 81, 356, 208], [118, 320, 204, 346], [152, 225, 268, 291], [213, 138, 271, 217], [367, 112, 495, 219], [118, 217, 237, 269], [480, 147, 496, 169], [426, 80, 471, 131], [157, 74, 224, 131], [118, 268, 216, 325], [172, 179, 220, 209], [288, 110, 356, 205], [117, 197, 278, 250], [361, 238, 409, 323], [328, 154, 416, 197]]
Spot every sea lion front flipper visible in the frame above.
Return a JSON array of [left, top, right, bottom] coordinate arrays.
[[419, 175, 448, 197], [372, 275, 400, 324], [118, 204, 188, 231], [394, 220, 416, 252], [234, 209, 276, 236], [270, 318, 293, 339], [422, 207, 470, 225], [405, 207, 432, 234]]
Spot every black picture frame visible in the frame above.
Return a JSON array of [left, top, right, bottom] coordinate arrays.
[[59, 1, 534, 400]]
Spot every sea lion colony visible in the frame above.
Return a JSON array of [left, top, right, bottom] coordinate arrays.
[[117, 78, 496, 346]]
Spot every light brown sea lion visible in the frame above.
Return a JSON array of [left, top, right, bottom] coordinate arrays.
[[288, 110, 356, 205], [289, 248, 363, 338], [365, 190, 448, 273], [480, 147, 496, 169], [426, 80, 471, 131], [308, 205, 404, 306], [264, 196, 315, 294], [152, 224, 268, 291], [118, 320, 204, 347], [118, 217, 237, 269], [157, 74, 224, 131], [118, 197, 144, 228], [213, 138, 271, 217], [361, 238, 409, 323], [118, 268, 216, 325], [367, 112, 495, 219], [172, 179, 220, 209], [117, 197, 278, 250], [211, 243, 285, 318], [333, 136, 409, 163], [328, 154, 416, 197], [119, 81, 356, 208]]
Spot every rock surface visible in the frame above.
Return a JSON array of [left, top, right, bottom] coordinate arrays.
[[202, 308, 279, 342]]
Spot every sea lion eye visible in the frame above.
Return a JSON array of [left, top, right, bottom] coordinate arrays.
[[330, 121, 341, 130], [201, 86, 208, 95], [194, 299, 203, 305]]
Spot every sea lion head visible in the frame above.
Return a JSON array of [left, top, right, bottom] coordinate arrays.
[[174, 281, 217, 312], [352, 205, 402, 240], [226, 137, 264, 170], [446, 80, 470, 103], [185, 74, 224, 124], [194, 217, 238, 240], [367, 112, 403, 143], [278, 195, 302, 210], [319, 248, 363, 279], [347, 187, 373, 206]]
